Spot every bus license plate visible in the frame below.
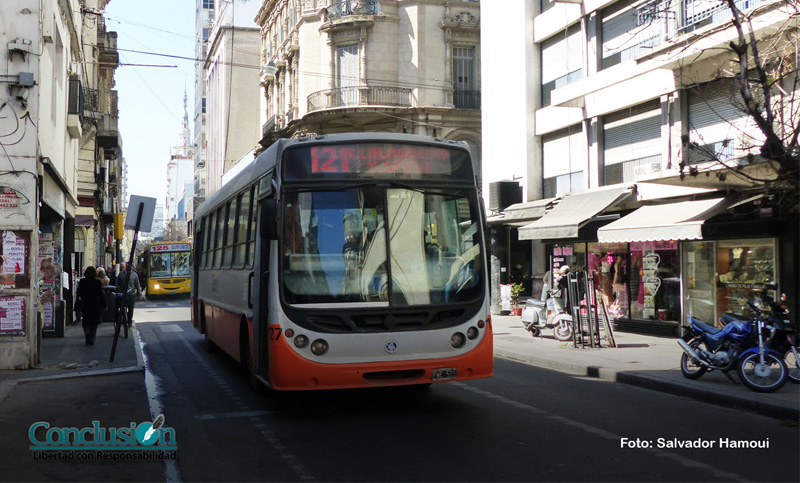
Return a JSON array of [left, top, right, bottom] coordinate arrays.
[[432, 368, 457, 381]]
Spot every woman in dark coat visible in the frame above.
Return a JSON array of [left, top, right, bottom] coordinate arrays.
[[76, 266, 107, 346]]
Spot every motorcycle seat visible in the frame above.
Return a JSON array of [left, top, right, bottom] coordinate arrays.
[[692, 319, 722, 335], [526, 299, 545, 308], [719, 313, 746, 325]]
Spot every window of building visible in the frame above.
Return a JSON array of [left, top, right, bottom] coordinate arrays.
[[337, 44, 359, 105], [541, 23, 583, 107], [602, 99, 663, 184], [453, 46, 479, 109], [686, 78, 749, 165], [629, 241, 680, 321], [542, 125, 584, 197], [602, 0, 665, 70]]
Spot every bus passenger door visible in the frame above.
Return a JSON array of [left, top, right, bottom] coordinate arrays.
[[252, 199, 275, 384]]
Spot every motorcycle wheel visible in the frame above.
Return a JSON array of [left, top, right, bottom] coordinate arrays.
[[680, 340, 708, 379], [553, 320, 573, 341], [527, 325, 541, 337], [782, 346, 800, 384], [737, 352, 788, 393]]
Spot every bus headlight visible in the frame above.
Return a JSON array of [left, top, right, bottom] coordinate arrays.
[[154, 284, 160, 290], [467, 327, 479, 340], [310, 339, 328, 356], [294, 335, 309, 348], [451, 332, 466, 348]]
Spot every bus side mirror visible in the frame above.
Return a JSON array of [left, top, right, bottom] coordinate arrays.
[[260, 199, 277, 240]]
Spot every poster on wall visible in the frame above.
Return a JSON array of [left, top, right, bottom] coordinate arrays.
[[1, 230, 31, 290], [0, 296, 26, 333], [38, 229, 62, 332]]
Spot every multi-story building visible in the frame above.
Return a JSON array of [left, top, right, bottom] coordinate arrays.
[[483, 0, 798, 332], [194, 0, 216, 210], [0, 0, 122, 368], [204, 0, 262, 198], [254, 0, 482, 171], [167, 92, 195, 223]]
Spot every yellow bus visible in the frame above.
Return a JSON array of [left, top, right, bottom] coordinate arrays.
[[139, 241, 192, 296]]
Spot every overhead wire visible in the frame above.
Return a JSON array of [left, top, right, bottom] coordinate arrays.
[[114, 47, 453, 92]]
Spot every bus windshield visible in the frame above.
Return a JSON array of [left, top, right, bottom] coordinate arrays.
[[150, 251, 192, 279], [282, 187, 483, 305]]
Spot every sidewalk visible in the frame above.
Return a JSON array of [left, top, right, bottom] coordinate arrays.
[[492, 314, 800, 420], [0, 322, 163, 481]]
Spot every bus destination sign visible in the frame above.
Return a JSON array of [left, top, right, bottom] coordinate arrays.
[[151, 243, 191, 253], [283, 143, 473, 181]]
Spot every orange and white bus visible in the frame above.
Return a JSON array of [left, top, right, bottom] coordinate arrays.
[[191, 133, 492, 390]]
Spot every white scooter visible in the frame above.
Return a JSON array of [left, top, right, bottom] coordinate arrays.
[[521, 288, 574, 341]]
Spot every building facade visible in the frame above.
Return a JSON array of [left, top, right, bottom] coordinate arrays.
[[254, 0, 482, 170], [167, 92, 196, 223], [194, 0, 216, 210], [0, 0, 122, 368], [204, 0, 262, 198], [482, 0, 798, 333]]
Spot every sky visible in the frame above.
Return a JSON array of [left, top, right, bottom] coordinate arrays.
[[103, 0, 197, 206]]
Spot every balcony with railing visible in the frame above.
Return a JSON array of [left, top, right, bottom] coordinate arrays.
[[454, 90, 481, 109], [680, 0, 763, 32], [307, 85, 412, 113], [325, 0, 379, 21]]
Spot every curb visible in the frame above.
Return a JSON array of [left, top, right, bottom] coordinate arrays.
[[0, 366, 143, 407], [495, 347, 799, 421]]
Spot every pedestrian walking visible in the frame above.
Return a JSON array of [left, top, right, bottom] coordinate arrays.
[[97, 267, 111, 287], [119, 262, 144, 326], [75, 266, 107, 346]]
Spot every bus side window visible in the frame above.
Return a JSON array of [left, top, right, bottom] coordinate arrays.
[[245, 184, 257, 267], [223, 199, 236, 267], [204, 212, 215, 269], [213, 206, 225, 268], [234, 190, 251, 266]]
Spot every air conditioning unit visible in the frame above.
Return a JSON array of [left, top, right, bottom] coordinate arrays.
[[634, 163, 661, 180], [489, 181, 522, 211]]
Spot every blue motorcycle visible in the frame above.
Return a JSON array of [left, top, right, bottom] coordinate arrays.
[[678, 296, 788, 393]]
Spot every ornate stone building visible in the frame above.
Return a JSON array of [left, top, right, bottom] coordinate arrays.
[[255, 0, 482, 178]]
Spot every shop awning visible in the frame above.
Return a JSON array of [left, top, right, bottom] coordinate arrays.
[[501, 198, 555, 224], [597, 197, 732, 243], [74, 215, 96, 227], [518, 185, 634, 240]]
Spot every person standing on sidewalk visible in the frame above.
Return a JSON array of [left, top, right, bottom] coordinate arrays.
[[76, 266, 107, 346], [119, 262, 144, 326]]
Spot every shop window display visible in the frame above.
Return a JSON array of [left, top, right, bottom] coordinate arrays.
[[552, 243, 587, 274], [682, 241, 716, 326], [630, 241, 679, 321], [588, 243, 628, 318], [716, 239, 776, 321]]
